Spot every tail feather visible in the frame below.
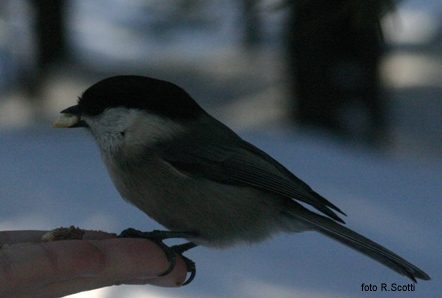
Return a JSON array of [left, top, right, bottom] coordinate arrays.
[[286, 203, 430, 282]]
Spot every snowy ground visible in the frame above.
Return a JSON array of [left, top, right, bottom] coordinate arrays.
[[0, 123, 439, 298]]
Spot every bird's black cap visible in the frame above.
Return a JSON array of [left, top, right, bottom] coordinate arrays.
[[77, 75, 205, 121]]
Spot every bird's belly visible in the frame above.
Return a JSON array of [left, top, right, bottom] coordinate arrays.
[[134, 181, 286, 247], [107, 157, 290, 247]]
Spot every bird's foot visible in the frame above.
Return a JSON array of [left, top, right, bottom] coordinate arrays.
[[118, 228, 197, 285]]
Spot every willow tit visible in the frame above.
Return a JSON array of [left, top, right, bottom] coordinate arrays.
[[54, 75, 430, 283]]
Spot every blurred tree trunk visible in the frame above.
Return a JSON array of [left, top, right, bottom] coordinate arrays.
[[286, 0, 389, 144], [26, 0, 67, 98], [241, 0, 262, 47]]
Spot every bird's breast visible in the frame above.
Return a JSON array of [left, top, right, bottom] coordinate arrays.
[[103, 153, 290, 247]]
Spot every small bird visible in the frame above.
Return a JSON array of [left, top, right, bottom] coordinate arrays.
[[54, 75, 430, 284]]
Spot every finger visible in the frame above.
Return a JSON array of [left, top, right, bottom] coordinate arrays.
[[81, 238, 185, 282], [124, 256, 187, 287], [0, 238, 187, 297], [34, 255, 187, 297], [0, 230, 116, 245], [0, 240, 106, 296], [82, 230, 117, 240], [0, 231, 48, 245]]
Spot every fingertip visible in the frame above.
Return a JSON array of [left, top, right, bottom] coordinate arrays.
[[143, 255, 188, 287]]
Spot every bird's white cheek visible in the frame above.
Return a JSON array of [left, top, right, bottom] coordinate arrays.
[[85, 109, 186, 156], [85, 121, 124, 155]]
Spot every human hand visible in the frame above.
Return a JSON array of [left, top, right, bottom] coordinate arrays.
[[0, 229, 188, 297]]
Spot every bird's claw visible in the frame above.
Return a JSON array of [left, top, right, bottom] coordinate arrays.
[[171, 243, 197, 285], [118, 228, 197, 285]]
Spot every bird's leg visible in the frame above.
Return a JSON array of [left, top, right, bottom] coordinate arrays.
[[118, 228, 198, 285]]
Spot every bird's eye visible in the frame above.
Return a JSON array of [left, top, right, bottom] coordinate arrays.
[[120, 131, 126, 137]]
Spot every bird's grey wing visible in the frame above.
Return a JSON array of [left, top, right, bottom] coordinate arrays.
[[159, 137, 430, 282], [159, 136, 345, 223]]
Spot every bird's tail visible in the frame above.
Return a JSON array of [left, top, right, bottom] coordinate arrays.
[[285, 203, 430, 282]]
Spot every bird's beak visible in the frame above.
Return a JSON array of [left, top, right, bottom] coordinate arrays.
[[53, 105, 88, 128]]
